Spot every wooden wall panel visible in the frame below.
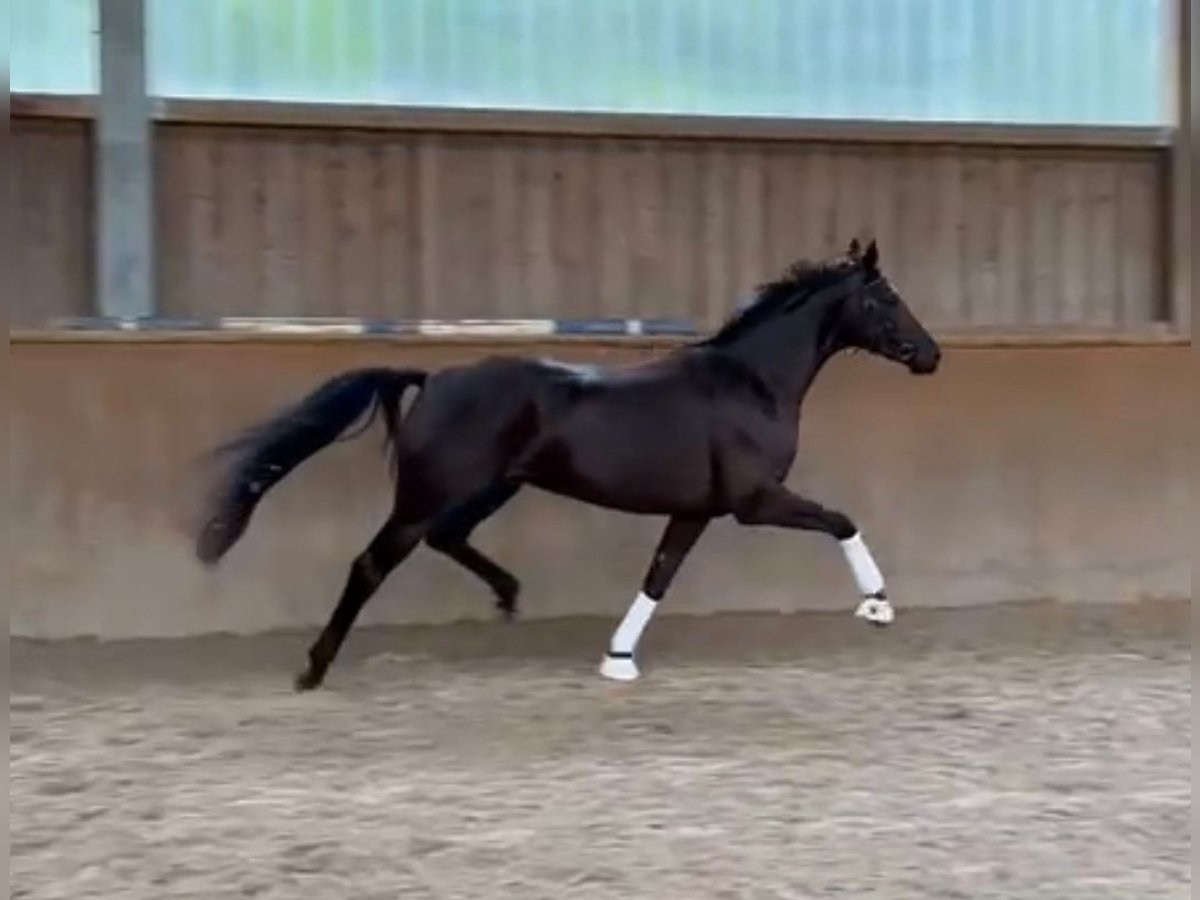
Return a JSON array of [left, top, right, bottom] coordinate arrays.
[[10, 118, 93, 326], [155, 124, 1168, 331], [13, 113, 1166, 333]]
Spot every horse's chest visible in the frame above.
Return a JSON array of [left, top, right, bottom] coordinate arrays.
[[730, 409, 799, 470]]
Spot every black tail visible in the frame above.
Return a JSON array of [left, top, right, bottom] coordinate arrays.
[[196, 367, 426, 565]]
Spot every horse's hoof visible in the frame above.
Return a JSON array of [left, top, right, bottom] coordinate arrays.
[[855, 597, 895, 626], [293, 669, 323, 692], [599, 654, 640, 682], [495, 578, 520, 621]]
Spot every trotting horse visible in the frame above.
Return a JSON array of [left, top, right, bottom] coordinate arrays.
[[197, 239, 941, 690]]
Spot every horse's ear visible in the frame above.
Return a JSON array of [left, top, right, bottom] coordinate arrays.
[[863, 239, 880, 272], [847, 238, 862, 260]]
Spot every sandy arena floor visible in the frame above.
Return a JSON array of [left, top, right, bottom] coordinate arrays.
[[11, 599, 1191, 899]]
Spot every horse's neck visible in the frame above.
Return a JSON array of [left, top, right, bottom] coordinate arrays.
[[723, 299, 842, 406]]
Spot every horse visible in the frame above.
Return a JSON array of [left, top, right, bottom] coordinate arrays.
[[196, 239, 941, 690]]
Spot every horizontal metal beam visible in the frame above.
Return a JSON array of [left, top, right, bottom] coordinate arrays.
[[11, 319, 1189, 349], [11, 92, 1173, 150]]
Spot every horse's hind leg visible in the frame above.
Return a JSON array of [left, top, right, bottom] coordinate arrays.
[[295, 513, 429, 691], [600, 516, 710, 682], [425, 481, 522, 619]]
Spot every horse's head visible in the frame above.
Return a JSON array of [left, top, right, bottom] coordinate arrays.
[[837, 239, 941, 375]]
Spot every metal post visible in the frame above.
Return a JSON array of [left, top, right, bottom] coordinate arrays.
[[1166, 0, 1191, 334], [96, 0, 154, 319]]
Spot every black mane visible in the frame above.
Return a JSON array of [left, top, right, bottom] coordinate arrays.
[[699, 257, 858, 347]]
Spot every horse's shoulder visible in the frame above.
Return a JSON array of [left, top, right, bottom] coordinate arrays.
[[683, 350, 778, 413]]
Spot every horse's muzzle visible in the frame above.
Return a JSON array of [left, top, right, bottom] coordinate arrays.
[[901, 343, 941, 375]]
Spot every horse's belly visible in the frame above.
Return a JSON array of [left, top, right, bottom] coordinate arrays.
[[519, 429, 714, 516]]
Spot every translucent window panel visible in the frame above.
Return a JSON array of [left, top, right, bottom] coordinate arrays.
[[13, 0, 1169, 126], [11, 0, 96, 94]]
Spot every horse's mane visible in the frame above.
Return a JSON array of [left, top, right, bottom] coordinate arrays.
[[698, 256, 857, 347]]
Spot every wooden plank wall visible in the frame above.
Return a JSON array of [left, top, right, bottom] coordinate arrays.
[[12, 115, 1169, 331], [11, 119, 94, 326]]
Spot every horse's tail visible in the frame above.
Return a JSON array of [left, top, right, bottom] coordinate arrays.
[[195, 367, 426, 566]]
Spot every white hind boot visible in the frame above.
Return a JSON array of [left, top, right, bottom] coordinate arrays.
[[599, 592, 658, 681]]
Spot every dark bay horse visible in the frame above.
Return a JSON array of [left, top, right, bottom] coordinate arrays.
[[197, 239, 941, 689]]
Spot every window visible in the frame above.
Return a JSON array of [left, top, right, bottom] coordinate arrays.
[[13, 0, 1169, 126], [12, 0, 96, 95]]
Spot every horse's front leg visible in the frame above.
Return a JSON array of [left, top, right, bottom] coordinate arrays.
[[733, 484, 894, 626]]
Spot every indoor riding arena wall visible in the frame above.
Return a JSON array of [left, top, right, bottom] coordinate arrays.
[[10, 109, 1172, 333], [10, 337, 1188, 641]]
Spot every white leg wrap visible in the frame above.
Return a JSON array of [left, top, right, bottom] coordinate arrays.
[[840, 532, 885, 595], [600, 592, 657, 681], [608, 592, 657, 655], [840, 533, 895, 626]]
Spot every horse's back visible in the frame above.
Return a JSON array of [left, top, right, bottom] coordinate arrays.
[[394, 348, 782, 515]]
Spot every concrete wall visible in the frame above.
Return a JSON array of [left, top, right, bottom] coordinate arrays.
[[10, 339, 1189, 640]]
